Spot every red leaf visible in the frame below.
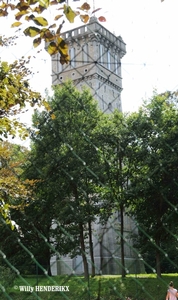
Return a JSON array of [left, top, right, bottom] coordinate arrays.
[[98, 16, 106, 22]]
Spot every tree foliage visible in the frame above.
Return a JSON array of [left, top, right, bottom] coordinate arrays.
[[23, 81, 103, 277], [0, 141, 35, 228], [0, 1, 106, 62], [0, 58, 42, 140], [96, 111, 135, 277], [127, 91, 178, 277]]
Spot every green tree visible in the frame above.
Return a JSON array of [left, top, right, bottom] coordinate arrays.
[[95, 110, 134, 278], [24, 82, 103, 278], [0, 141, 35, 227], [127, 91, 178, 277]]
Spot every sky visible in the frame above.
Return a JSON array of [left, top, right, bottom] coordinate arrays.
[[1, 0, 178, 145], [99, 0, 178, 112]]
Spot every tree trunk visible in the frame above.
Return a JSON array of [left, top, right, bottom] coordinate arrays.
[[156, 249, 161, 277], [155, 236, 162, 278], [88, 220, 95, 277], [79, 222, 89, 280], [120, 203, 126, 278], [47, 255, 52, 276], [99, 236, 103, 275]]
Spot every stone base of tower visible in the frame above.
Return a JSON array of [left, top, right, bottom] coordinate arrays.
[[50, 212, 145, 276], [50, 255, 145, 276]]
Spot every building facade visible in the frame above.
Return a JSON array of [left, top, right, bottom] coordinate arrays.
[[50, 17, 144, 275], [51, 16, 126, 113]]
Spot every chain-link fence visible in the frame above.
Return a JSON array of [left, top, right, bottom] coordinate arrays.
[[1, 2, 178, 300]]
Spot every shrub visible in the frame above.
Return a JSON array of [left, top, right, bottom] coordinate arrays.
[[0, 266, 16, 291]]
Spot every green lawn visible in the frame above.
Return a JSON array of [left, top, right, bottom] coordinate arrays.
[[1, 274, 178, 300]]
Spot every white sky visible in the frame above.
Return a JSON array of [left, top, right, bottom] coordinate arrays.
[[1, 0, 178, 145], [98, 0, 178, 112]]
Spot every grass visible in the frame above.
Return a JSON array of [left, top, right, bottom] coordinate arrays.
[[1, 274, 178, 300]]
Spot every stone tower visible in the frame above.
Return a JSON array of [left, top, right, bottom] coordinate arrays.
[[50, 18, 144, 275], [51, 16, 126, 113]]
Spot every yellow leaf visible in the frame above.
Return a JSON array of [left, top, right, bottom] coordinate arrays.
[[11, 21, 22, 28], [15, 10, 29, 21], [43, 100, 51, 111], [63, 4, 77, 23], [24, 26, 41, 37], [39, 0, 50, 8], [33, 16, 48, 26], [56, 36, 68, 55], [11, 223, 15, 230], [47, 42, 58, 55], [51, 113, 56, 119], [0, 2, 7, 9]]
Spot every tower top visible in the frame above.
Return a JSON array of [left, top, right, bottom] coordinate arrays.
[[89, 16, 98, 23], [60, 18, 126, 59]]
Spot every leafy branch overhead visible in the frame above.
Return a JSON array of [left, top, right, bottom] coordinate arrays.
[[0, 1, 106, 63], [0, 59, 43, 140]]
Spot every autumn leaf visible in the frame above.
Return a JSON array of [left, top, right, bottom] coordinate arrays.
[[98, 16, 106, 22], [33, 16, 48, 26], [40, 28, 54, 42], [33, 37, 41, 47], [16, 1, 30, 11], [43, 100, 51, 111], [25, 14, 35, 21], [80, 14, 89, 23], [39, 0, 50, 8], [54, 14, 63, 21], [15, 10, 29, 21], [24, 26, 41, 37], [11, 21, 22, 28], [0, 2, 7, 9], [51, 113, 56, 119], [56, 36, 68, 54], [79, 2, 90, 11], [33, 5, 46, 14], [47, 41, 58, 55], [63, 4, 77, 23], [0, 10, 8, 17]]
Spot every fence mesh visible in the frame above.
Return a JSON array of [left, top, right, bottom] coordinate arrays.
[[1, 3, 178, 300]]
